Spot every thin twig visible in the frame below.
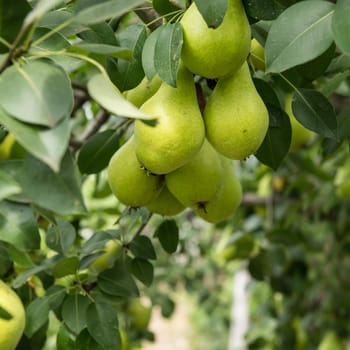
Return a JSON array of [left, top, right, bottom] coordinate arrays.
[[132, 212, 153, 239]]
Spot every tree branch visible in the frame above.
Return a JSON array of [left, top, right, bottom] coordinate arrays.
[[134, 3, 163, 31]]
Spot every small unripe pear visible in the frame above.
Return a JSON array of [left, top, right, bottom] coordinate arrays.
[[107, 137, 163, 207]]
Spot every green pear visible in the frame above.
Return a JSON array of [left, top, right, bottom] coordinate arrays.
[[107, 137, 164, 207], [249, 38, 265, 71], [195, 157, 242, 223], [134, 64, 205, 174], [146, 185, 185, 216], [334, 162, 350, 198], [285, 93, 313, 152], [180, 0, 251, 79], [127, 298, 152, 330], [124, 75, 162, 108], [204, 62, 269, 160], [89, 239, 123, 276], [318, 331, 343, 350], [0, 280, 25, 350], [165, 139, 223, 207]]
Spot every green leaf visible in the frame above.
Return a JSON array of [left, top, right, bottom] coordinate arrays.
[[16, 153, 86, 215], [129, 235, 157, 260], [75, 329, 104, 350], [75, 0, 145, 25], [38, 10, 83, 37], [194, 0, 228, 28], [57, 324, 75, 350], [77, 129, 120, 175], [0, 0, 31, 52], [332, 0, 350, 57], [0, 169, 21, 200], [24, 0, 63, 26], [292, 89, 337, 138], [0, 243, 12, 278], [87, 74, 153, 120], [73, 43, 132, 60], [0, 200, 40, 251], [46, 219, 76, 255], [152, 0, 182, 16], [0, 108, 70, 172], [87, 303, 120, 349], [243, 0, 292, 20], [107, 24, 147, 91], [53, 256, 79, 278], [265, 1, 335, 73], [98, 258, 139, 298], [255, 104, 291, 170], [142, 26, 162, 80], [4, 242, 34, 269], [46, 285, 66, 310], [253, 78, 281, 107], [154, 219, 179, 254], [154, 23, 183, 87], [24, 297, 50, 337], [78, 22, 119, 45], [131, 258, 154, 286], [62, 294, 90, 335], [0, 59, 73, 127], [12, 255, 61, 288], [31, 27, 71, 52]]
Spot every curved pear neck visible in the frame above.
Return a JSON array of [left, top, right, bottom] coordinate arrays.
[[156, 65, 196, 102]]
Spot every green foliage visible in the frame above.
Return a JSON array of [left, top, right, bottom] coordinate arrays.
[[0, 0, 350, 348]]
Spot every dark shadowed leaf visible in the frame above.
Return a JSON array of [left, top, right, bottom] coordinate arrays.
[[243, 0, 295, 20], [78, 129, 120, 174], [154, 219, 179, 254], [131, 258, 154, 286], [292, 89, 337, 138], [98, 257, 139, 298], [255, 104, 291, 170], [46, 219, 76, 255], [129, 235, 157, 260]]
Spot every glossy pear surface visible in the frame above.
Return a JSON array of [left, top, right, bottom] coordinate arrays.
[[195, 157, 242, 223], [165, 139, 223, 207], [0, 280, 25, 350], [181, 0, 251, 78], [204, 62, 269, 160], [108, 137, 163, 207], [146, 185, 185, 216], [285, 93, 313, 152], [124, 75, 162, 108], [134, 65, 205, 174]]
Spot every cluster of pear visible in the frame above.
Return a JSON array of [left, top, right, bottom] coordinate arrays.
[[108, 0, 269, 223]]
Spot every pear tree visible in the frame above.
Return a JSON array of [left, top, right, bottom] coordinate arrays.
[[0, 0, 350, 349]]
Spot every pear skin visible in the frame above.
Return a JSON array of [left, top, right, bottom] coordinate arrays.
[[0, 280, 25, 350], [195, 157, 242, 223], [249, 38, 265, 71], [107, 137, 163, 207], [124, 75, 162, 108], [146, 185, 185, 216], [204, 62, 269, 160], [134, 64, 205, 174], [285, 93, 313, 152], [165, 139, 223, 207], [181, 0, 251, 78]]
